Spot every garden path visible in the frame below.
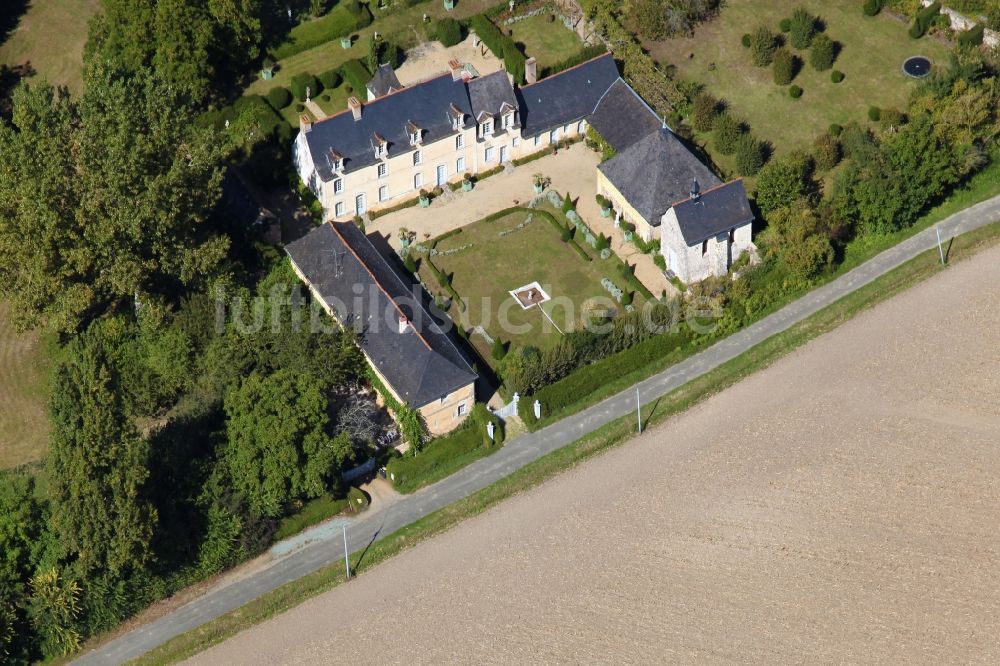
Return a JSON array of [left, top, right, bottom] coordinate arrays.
[[394, 36, 503, 86]]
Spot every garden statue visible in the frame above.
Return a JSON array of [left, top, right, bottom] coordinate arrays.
[[487, 421, 495, 441], [533, 399, 541, 419], [509, 0, 515, 10], [305, 85, 311, 102]]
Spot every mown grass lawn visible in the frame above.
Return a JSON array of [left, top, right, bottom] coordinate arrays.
[[0, 302, 53, 470], [0, 0, 101, 94], [416, 204, 641, 364], [646, 0, 953, 157], [508, 12, 584, 69]]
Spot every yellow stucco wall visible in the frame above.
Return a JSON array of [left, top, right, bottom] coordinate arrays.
[[419, 382, 476, 436], [595, 171, 658, 242]]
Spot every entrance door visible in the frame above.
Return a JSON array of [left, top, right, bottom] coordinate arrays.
[[499, 145, 509, 163], [355, 192, 366, 215], [667, 247, 678, 272], [436, 164, 447, 186]]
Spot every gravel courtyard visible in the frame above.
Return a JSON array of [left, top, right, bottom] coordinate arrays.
[[190, 244, 1000, 665]]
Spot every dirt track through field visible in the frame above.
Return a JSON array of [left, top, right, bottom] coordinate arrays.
[[191, 245, 1000, 665]]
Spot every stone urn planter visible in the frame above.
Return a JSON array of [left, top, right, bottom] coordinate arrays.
[[533, 183, 544, 194], [462, 180, 474, 192], [340, 36, 352, 49], [419, 190, 431, 207], [600, 207, 611, 218], [444, 0, 455, 10]]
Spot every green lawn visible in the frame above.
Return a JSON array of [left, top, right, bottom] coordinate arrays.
[[416, 204, 641, 362], [508, 12, 585, 69], [646, 0, 953, 156], [0, 0, 101, 94], [0, 303, 53, 470]]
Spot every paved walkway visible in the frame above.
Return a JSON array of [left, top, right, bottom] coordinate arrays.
[[304, 99, 325, 119], [372, 142, 670, 294], [72, 194, 1000, 665]]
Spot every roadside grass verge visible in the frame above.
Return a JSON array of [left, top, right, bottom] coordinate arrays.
[[129, 219, 1000, 666], [273, 495, 350, 541], [387, 427, 497, 494]]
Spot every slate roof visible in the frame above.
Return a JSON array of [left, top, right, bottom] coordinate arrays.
[[517, 53, 620, 136], [589, 78, 664, 152], [671, 180, 755, 246], [285, 222, 477, 408], [468, 70, 518, 121], [305, 73, 473, 181], [597, 128, 721, 226], [366, 64, 403, 98]]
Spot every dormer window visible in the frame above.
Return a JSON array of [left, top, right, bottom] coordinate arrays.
[[327, 149, 344, 173], [373, 133, 388, 159], [448, 103, 464, 131], [503, 111, 514, 129], [407, 121, 422, 146], [482, 119, 493, 136]]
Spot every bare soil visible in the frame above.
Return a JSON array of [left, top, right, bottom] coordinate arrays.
[[189, 244, 1000, 665]]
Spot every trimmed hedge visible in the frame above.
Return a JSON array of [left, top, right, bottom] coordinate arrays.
[[318, 68, 342, 89], [340, 59, 371, 97], [290, 73, 320, 101], [271, 4, 371, 60], [266, 86, 292, 110], [519, 325, 697, 426], [957, 23, 985, 47], [789, 84, 803, 99], [909, 1, 940, 38], [538, 44, 608, 79], [863, 0, 882, 17], [436, 17, 463, 47], [467, 14, 526, 83], [617, 262, 654, 300]]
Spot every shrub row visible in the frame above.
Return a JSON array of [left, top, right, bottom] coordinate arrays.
[[519, 325, 697, 426], [909, 1, 941, 38], [424, 255, 464, 310], [271, 4, 372, 60], [617, 262, 654, 300], [538, 44, 608, 79], [369, 195, 421, 219], [466, 14, 526, 83]]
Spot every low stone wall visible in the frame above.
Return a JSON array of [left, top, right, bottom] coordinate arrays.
[[919, 0, 999, 48]]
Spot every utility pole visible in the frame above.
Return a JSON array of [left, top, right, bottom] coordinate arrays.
[[935, 225, 946, 266], [342, 524, 350, 579], [636, 387, 642, 434]]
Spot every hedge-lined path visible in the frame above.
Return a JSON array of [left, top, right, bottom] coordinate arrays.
[[72, 193, 1000, 665], [371, 142, 671, 295]]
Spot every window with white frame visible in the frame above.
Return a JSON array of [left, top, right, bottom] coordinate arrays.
[[484, 146, 496, 162], [377, 163, 387, 178], [456, 157, 465, 172], [456, 402, 467, 416], [334, 201, 345, 217], [482, 120, 493, 136], [455, 134, 464, 149], [534, 134, 541, 146], [379, 185, 389, 202], [333, 178, 343, 194], [513, 137, 520, 147], [414, 172, 423, 189], [413, 150, 422, 166], [409, 131, 420, 145], [503, 112, 514, 129]]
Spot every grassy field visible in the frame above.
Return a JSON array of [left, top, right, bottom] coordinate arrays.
[[416, 204, 640, 361], [129, 216, 1000, 666], [0, 303, 52, 470], [646, 0, 953, 156], [508, 12, 584, 69], [0, 0, 100, 94]]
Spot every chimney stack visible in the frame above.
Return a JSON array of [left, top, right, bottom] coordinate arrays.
[[348, 96, 362, 121], [397, 313, 410, 334], [448, 59, 463, 81], [300, 114, 313, 132], [690, 179, 701, 201], [525, 57, 538, 85]]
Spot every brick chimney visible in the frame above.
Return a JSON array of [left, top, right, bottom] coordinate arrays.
[[397, 313, 410, 334], [525, 57, 538, 85], [448, 59, 464, 81], [348, 96, 362, 121], [300, 114, 313, 132]]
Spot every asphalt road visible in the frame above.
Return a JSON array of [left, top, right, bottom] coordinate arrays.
[[73, 195, 1000, 665]]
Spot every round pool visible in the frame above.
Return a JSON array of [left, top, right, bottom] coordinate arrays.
[[902, 56, 932, 78]]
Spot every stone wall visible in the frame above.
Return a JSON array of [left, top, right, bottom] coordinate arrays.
[[918, 0, 999, 48]]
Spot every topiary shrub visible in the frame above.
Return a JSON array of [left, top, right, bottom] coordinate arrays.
[[909, 1, 940, 39], [789, 7, 817, 49], [290, 73, 321, 102], [266, 86, 292, 110], [295, 103, 305, 112], [560, 225, 572, 242], [491, 337, 507, 361], [772, 48, 796, 85], [713, 113, 743, 155], [779, 18, 792, 33], [868, 106, 881, 121], [879, 108, 905, 128], [735, 134, 767, 176], [561, 192, 574, 213], [810, 33, 836, 71], [789, 84, 803, 98], [691, 92, 720, 132], [749, 25, 777, 66], [741, 33, 751, 47], [957, 23, 985, 47], [318, 69, 341, 89], [863, 0, 882, 17], [436, 17, 463, 47], [831, 69, 845, 83], [829, 123, 843, 136]]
